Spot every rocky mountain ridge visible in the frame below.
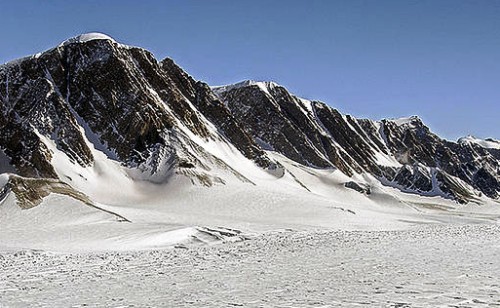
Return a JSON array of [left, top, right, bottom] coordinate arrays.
[[0, 33, 498, 205], [214, 81, 500, 203], [0, 34, 278, 186]]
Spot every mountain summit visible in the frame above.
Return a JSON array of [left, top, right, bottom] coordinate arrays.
[[59, 32, 117, 46]]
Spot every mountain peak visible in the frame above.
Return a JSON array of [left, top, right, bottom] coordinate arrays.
[[59, 32, 116, 47], [389, 115, 421, 126], [212, 80, 280, 95], [458, 135, 500, 149]]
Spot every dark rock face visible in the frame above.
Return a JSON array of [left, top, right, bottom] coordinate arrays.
[[213, 82, 342, 170], [214, 82, 391, 178], [1, 39, 181, 176], [159, 59, 276, 170], [344, 181, 371, 195], [381, 118, 500, 201], [60, 41, 177, 164], [214, 82, 500, 203], [391, 164, 433, 193], [0, 55, 93, 178]]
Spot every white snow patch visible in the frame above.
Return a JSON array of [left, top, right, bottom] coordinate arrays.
[[373, 151, 402, 168], [59, 32, 116, 47], [390, 116, 420, 127], [458, 135, 500, 150], [212, 80, 278, 96], [298, 97, 314, 115]]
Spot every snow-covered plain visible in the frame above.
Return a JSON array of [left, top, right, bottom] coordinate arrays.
[[1, 225, 500, 307]]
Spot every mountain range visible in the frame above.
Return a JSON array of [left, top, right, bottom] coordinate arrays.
[[0, 33, 499, 250]]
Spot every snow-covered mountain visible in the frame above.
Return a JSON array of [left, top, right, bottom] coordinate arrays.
[[0, 33, 499, 251], [458, 135, 500, 150], [214, 80, 500, 203]]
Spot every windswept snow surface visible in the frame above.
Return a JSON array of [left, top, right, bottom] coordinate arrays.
[[1, 225, 500, 307]]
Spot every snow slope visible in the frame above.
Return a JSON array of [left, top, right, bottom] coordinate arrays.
[[2, 139, 499, 252]]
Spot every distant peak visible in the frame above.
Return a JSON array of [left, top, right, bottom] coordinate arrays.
[[212, 80, 281, 96], [212, 80, 279, 90], [389, 115, 422, 126], [59, 32, 116, 47], [236, 80, 279, 88], [458, 135, 500, 149]]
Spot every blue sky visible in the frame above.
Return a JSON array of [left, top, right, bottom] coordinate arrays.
[[0, 0, 498, 140]]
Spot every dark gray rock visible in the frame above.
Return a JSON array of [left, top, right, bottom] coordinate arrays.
[[344, 181, 371, 195]]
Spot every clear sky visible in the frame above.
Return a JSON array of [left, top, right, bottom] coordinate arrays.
[[0, 0, 498, 140]]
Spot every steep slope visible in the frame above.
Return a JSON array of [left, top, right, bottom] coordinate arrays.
[[0, 34, 278, 188], [159, 59, 277, 171], [214, 81, 500, 203]]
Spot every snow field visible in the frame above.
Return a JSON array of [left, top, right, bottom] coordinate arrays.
[[1, 224, 499, 307]]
